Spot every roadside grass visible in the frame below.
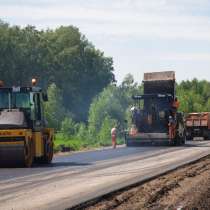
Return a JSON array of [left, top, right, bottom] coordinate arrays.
[[54, 133, 82, 152], [54, 133, 125, 153]]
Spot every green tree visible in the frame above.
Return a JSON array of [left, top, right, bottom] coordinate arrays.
[[44, 26, 115, 121], [44, 83, 66, 130], [0, 20, 115, 122], [177, 79, 210, 113], [88, 74, 141, 142], [88, 85, 124, 135], [61, 117, 78, 137]]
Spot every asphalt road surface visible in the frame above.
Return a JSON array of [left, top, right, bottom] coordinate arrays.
[[1, 141, 210, 210]]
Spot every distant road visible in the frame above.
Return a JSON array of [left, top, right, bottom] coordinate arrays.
[[0, 141, 210, 210]]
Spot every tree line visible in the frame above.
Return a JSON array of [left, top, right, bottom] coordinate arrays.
[[1, 20, 210, 150], [0, 20, 114, 122]]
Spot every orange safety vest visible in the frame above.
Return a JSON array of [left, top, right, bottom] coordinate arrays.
[[172, 100, 180, 109], [111, 128, 117, 148]]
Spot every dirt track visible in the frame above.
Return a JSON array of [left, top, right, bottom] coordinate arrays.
[[82, 156, 210, 210]]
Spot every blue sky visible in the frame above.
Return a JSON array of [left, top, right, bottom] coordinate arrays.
[[0, 0, 210, 83]]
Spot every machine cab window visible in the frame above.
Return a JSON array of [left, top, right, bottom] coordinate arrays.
[[0, 91, 10, 109], [33, 93, 42, 121], [12, 92, 31, 109]]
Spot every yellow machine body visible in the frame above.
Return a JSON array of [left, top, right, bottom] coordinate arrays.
[[0, 128, 54, 165], [0, 86, 54, 167]]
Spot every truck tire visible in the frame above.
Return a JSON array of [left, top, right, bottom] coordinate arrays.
[[186, 129, 192, 140], [174, 137, 182, 146], [203, 129, 210, 140], [126, 139, 135, 147], [204, 136, 209, 140]]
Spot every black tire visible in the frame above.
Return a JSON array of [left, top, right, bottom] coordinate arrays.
[[24, 140, 34, 167], [36, 138, 53, 164], [126, 139, 134, 147], [186, 129, 192, 141], [174, 137, 181, 146], [186, 135, 192, 141], [182, 134, 186, 145], [126, 138, 142, 147], [42, 139, 53, 164]]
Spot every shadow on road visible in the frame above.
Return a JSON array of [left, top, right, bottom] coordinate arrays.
[[33, 162, 92, 168], [126, 141, 210, 148]]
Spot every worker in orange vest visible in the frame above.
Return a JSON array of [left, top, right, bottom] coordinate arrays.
[[168, 97, 180, 140], [168, 116, 176, 140], [111, 126, 117, 149], [170, 97, 180, 119], [172, 97, 180, 110]]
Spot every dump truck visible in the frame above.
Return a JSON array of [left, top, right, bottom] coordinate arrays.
[[0, 80, 54, 167], [185, 112, 210, 140], [125, 71, 186, 146]]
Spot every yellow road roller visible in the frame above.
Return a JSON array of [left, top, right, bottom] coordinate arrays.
[[0, 80, 54, 167]]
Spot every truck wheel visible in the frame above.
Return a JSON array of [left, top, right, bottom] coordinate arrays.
[[203, 130, 210, 140], [126, 138, 139, 147], [126, 139, 132, 147], [174, 138, 181, 146], [186, 135, 192, 140], [181, 134, 186, 145], [204, 136, 209, 140], [174, 132, 186, 146]]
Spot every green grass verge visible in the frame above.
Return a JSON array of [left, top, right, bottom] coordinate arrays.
[[54, 133, 125, 153]]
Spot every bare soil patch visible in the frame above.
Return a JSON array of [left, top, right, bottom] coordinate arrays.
[[75, 156, 210, 210]]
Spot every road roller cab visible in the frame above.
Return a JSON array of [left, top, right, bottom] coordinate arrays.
[[0, 83, 54, 167]]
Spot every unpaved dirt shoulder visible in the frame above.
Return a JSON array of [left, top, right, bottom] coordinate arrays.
[[76, 156, 210, 210]]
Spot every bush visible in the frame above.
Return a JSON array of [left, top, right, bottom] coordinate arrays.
[[54, 133, 82, 151], [61, 117, 78, 137]]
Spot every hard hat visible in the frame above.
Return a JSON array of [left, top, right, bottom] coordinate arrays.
[[32, 78, 37, 86]]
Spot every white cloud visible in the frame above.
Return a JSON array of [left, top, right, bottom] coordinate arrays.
[[0, 0, 210, 82], [162, 53, 210, 62], [0, 1, 210, 41], [140, 52, 210, 62]]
